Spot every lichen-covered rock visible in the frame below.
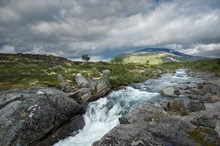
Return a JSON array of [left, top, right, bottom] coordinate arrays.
[[187, 101, 206, 112], [0, 88, 82, 146], [187, 127, 220, 145], [167, 99, 185, 112], [191, 115, 216, 129]]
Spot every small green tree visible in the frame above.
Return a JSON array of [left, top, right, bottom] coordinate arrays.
[[110, 56, 124, 64], [81, 54, 90, 62]]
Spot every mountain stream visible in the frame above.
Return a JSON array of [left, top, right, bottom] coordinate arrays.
[[54, 69, 203, 146]]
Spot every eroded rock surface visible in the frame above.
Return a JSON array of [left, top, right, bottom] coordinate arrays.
[[94, 103, 220, 146], [0, 88, 81, 146]]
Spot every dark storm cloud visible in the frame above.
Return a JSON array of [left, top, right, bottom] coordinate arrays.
[[0, 0, 220, 59]]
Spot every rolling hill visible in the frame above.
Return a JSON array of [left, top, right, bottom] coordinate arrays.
[[116, 48, 204, 65]]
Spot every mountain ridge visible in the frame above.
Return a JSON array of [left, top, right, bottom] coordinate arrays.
[[115, 48, 205, 64]]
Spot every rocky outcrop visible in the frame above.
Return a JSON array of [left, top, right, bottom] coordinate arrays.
[[94, 103, 217, 146], [161, 81, 220, 103], [0, 88, 81, 146], [91, 76, 111, 100], [35, 115, 85, 146], [75, 73, 89, 87], [0, 71, 111, 146], [73, 71, 111, 104], [183, 83, 220, 102], [57, 74, 75, 92], [94, 103, 220, 146], [93, 70, 220, 146]]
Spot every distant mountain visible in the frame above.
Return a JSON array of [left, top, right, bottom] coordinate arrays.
[[115, 48, 204, 64]]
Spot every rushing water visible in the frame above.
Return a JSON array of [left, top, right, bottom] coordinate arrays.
[[54, 69, 204, 146]]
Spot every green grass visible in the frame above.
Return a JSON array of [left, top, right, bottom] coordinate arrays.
[[123, 52, 176, 65], [161, 58, 220, 75], [0, 53, 219, 90]]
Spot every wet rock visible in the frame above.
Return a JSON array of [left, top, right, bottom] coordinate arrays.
[[35, 115, 85, 146], [185, 82, 220, 102], [187, 101, 206, 112], [167, 99, 185, 112], [94, 103, 197, 146], [75, 73, 89, 87], [191, 115, 216, 129], [92, 124, 159, 146], [0, 88, 81, 146], [161, 86, 178, 98]]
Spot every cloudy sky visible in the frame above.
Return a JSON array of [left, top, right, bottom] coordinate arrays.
[[0, 0, 220, 60]]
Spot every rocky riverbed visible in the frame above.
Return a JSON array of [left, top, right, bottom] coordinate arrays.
[[0, 69, 220, 146], [93, 69, 220, 146]]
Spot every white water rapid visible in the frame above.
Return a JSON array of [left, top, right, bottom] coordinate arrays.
[[54, 69, 203, 146]]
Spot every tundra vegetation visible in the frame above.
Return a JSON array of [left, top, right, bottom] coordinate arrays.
[[0, 53, 219, 90]]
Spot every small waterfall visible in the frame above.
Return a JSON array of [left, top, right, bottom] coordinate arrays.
[[54, 87, 158, 146]]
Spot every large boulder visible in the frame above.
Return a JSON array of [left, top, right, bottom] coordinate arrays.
[[0, 88, 82, 146], [95, 76, 111, 97], [58, 75, 75, 92], [166, 99, 187, 115], [75, 73, 89, 87], [161, 86, 179, 98], [74, 73, 111, 104]]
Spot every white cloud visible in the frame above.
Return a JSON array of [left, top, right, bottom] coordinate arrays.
[[0, 45, 15, 53], [183, 43, 220, 57], [0, 0, 220, 58]]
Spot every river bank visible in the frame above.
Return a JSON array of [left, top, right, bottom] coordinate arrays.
[[1, 68, 220, 146], [55, 69, 220, 146]]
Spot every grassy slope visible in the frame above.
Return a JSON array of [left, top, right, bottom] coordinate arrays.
[[123, 52, 177, 65], [0, 53, 162, 90], [0, 53, 219, 90]]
